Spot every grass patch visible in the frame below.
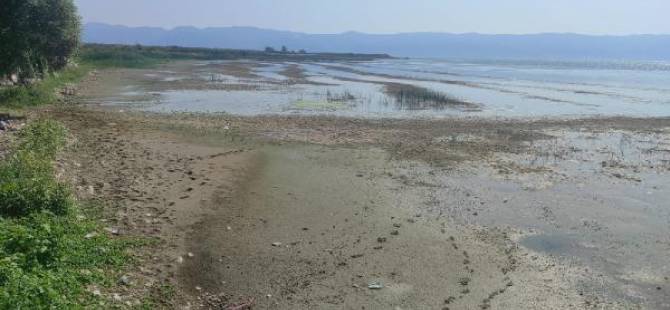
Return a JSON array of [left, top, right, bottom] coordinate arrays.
[[0, 120, 133, 308], [0, 65, 90, 108], [79, 45, 167, 69]]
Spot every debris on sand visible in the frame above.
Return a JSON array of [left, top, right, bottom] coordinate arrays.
[[84, 232, 98, 239], [368, 282, 384, 289], [104, 227, 121, 235], [225, 299, 255, 310]]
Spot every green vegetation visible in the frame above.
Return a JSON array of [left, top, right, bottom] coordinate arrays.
[[0, 120, 132, 308], [0, 65, 90, 108], [79, 44, 170, 68], [0, 0, 81, 81], [81, 43, 390, 64]]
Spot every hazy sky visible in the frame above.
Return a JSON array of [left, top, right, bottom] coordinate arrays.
[[74, 0, 670, 35]]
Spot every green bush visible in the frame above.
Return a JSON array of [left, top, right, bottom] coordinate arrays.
[[0, 65, 89, 108], [0, 213, 130, 308], [0, 119, 133, 307], [0, 121, 71, 217], [18, 119, 67, 159]]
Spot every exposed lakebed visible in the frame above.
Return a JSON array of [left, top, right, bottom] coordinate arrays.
[[81, 58, 670, 118]]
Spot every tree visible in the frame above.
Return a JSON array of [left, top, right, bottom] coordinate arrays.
[[0, 0, 81, 81], [264, 46, 276, 53], [281, 45, 288, 53]]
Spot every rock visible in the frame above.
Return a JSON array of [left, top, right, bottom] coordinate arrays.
[[272, 242, 282, 247], [91, 289, 102, 296], [60, 83, 77, 96], [85, 232, 98, 239], [0, 120, 8, 131], [87, 185, 95, 195], [177, 256, 184, 264], [377, 237, 387, 243], [118, 275, 131, 286], [104, 227, 120, 235], [391, 230, 399, 236], [187, 252, 194, 258]]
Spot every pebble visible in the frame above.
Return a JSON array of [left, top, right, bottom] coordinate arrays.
[[272, 242, 282, 247], [84, 232, 98, 239], [118, 275, 131, 286], [104, 227, 120, 235]]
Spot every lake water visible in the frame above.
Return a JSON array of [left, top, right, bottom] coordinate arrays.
[[100, 58, 670, 119]]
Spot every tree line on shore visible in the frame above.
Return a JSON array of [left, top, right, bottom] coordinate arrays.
[[0, 0, 81, 84]]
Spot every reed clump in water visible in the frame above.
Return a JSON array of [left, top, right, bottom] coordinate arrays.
[[384, 83, 478, 110]]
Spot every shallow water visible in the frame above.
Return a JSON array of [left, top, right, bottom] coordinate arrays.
[[100, 58, 670, 119]]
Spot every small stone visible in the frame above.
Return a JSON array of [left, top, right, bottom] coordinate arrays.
[[118, 275, 131, 286], [85, 232, 98, 239], [177, 256, 184, 264], [377, 237, 387, 243], [391, 230, 399, 236], [104, 227, 120, 235], [187, 252, 194, 258], [272, 242, 282, 247]]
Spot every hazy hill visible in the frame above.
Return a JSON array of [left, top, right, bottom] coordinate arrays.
[[84, 23, 670, 60]]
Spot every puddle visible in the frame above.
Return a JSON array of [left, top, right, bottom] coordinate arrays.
[[521, 233, 582, 256]]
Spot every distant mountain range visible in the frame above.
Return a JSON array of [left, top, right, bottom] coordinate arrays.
[[83, 23, 670, 60]]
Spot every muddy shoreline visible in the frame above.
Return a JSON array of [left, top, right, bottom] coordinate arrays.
[[31, 64, 670, 309]]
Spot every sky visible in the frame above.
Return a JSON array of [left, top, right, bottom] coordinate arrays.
[[74, 0, 670, 35]]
